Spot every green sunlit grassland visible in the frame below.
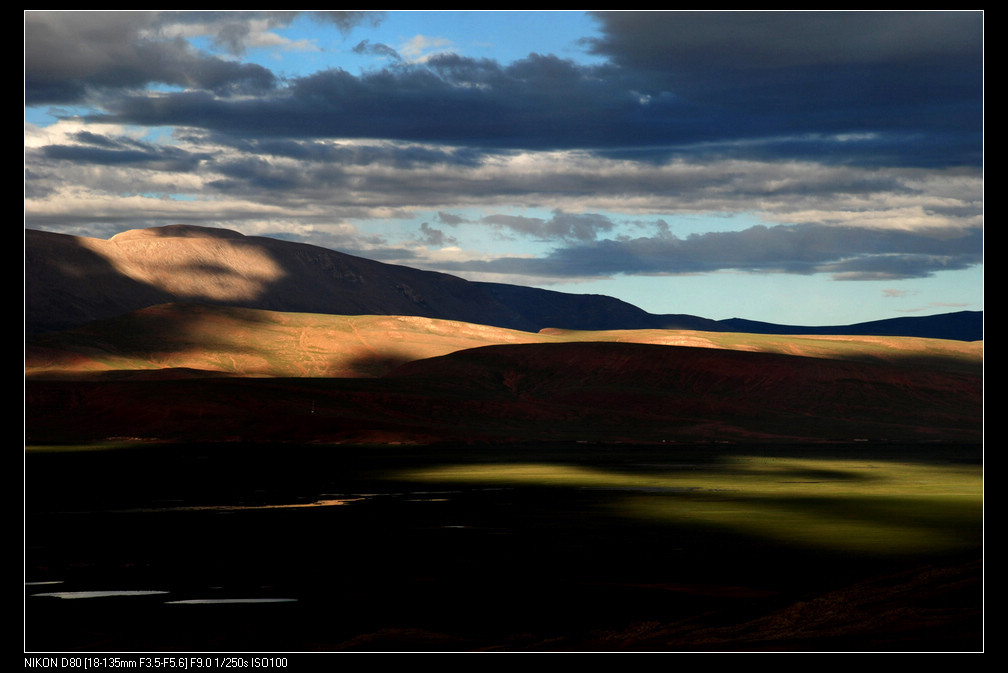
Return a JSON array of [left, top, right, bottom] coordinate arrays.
[[397, 454, 982, 556], [25, 440, 983, 650], [27, 441, 982, 558]]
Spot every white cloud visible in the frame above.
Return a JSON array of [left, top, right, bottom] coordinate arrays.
[[398, 34, 454, 63]]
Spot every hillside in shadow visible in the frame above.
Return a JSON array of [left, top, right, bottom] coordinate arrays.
[[25, 226, 983, 340], [25, 302, 984, 381], [26, 340, 983, 446], [25, 226, 526, 335], [25, 225, 984, 448]]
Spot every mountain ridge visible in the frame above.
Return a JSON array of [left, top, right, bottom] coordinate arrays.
[[24, 225, 983, 446], [25, 225, 983, 340], [25, 302, 982, 381]]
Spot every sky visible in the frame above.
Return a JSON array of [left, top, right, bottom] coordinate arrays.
[[24, 10, 984, 326]]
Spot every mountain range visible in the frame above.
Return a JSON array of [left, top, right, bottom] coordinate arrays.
[[25, 225, 982, 341], [24, 225, 984, 654], [24, 224, 983, 446]]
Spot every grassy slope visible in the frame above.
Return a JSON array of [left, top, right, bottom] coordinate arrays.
[[24, 303, 983, 445], [25, 302, 983, 380]]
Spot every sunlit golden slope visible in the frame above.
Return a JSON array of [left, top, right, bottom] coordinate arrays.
[[26, 339, 983, 445], [25, 302, 982, 380]]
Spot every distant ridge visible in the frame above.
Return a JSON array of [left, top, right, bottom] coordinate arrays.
[[25, 226, 983, 341], [718, 312, 984, 343]]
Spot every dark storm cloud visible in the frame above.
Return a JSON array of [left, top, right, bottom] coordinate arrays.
[[26, 11, 982, 169], [582, 11, 983, 166], [23, 11, 383, 105], [585, 11, 981, 73], [25, 12, 279, 105], [90, 53, 644, 152], [438, 222, 983, 281]]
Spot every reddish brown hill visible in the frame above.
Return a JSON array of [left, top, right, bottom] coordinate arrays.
[[384, 342, 982, 443], [25, 341, 982, 446]]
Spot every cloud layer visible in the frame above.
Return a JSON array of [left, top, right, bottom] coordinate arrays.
[[24, 11, 983, 292]]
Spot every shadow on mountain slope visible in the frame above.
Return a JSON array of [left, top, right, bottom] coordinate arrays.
[[25, 226, 984, 340], [25, 341, 983, 446]]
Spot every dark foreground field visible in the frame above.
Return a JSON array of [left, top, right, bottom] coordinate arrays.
[[25, 441, 982, 653]]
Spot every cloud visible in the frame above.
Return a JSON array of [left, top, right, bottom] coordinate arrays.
[[417, 222, 457, 247], [585, 11, 981, 71], [353, 39, 401, 61], [26, 11, 981, 169], [25, 117, 982, 239], [431, 222, 982, 282], [82, 53, 637, 152], [23, 11, 983, 303], [435, 211, 466, 226], [24, 12, 280, 105], [483, 211, 616, 242], [24, 11, 383, 104], [310, 10, 385, 34], [582, 11, 983, 167], [398, 34, 455, 63], [38, 131, 209, 171]]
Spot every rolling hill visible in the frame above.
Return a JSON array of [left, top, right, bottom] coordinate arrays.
[[25, 225, 982, 340], [25, 338, 983, 446], [25, 302, 983, 381], [24, 224, 983, 447], [23, 224, 984, 653]]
